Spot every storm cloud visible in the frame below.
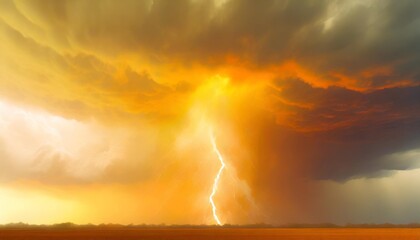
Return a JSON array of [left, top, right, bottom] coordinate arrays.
[[1, 0, 420, 225]]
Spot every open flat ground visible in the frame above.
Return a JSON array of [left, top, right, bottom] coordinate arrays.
[[1, 228, 420, 240]]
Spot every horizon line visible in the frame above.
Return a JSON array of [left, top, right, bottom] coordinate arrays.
[[2, 222, 420, 229]]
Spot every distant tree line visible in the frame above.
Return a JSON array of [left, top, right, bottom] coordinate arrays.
[[2, 222, 420, 229]]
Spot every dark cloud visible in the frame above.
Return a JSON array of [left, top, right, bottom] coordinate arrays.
[[191, 0, 328, 64], [270, 77, 420, 180], [295, 0, 420, 87], [7, 0, 419, 88], [1, 0, 419, 183]]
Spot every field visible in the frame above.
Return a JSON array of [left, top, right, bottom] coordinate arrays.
[[1, 228, 420, 240]]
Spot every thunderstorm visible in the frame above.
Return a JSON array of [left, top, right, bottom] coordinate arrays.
[[209, 130, 226, 226]]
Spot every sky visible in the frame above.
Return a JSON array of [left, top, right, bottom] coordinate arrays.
[[0, 0, 420, 225]]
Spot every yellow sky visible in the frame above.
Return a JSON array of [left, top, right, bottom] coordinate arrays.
[[1, 0, 420, 225]]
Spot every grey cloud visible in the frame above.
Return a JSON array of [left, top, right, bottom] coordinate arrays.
[[269, 78, 420, 180], [295, 0, 420, 86], [8, 0, 420, 88]]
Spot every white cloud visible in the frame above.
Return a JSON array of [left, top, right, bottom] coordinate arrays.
[[0, 100, 128, 182]]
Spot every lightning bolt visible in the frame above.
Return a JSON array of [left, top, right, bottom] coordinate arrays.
[[209, 130, 226, 226]]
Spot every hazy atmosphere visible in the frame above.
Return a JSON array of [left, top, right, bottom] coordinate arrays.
[[1, 0, 420, 225]]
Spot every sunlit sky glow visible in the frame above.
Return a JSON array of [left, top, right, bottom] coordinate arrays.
[[1, 0, 420, 225]]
